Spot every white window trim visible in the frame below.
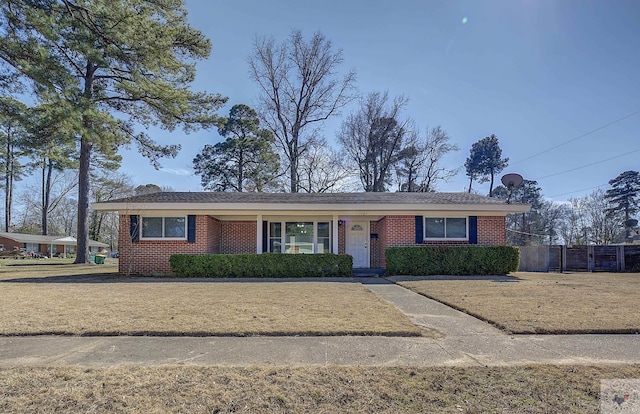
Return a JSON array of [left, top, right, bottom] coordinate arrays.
[[424, 217, 469, 241], [140, 215, 188, 241], [267, 220, 332, 254]]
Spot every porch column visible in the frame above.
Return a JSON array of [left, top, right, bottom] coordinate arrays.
[[256, 214, 263, 254], [332, 215, 339, 254]]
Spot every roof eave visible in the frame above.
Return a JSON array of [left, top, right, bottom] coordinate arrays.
[[92, 201, 531, 214]]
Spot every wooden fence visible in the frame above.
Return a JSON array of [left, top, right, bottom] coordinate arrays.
[[518, 245, 640, 272]]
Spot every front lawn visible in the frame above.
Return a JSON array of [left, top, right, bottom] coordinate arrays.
[[0, 263, 421, 337], [2, 365, 638, 413], [393, 272, 640, 334]]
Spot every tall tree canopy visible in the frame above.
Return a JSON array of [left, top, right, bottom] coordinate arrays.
[[396, 125, 458, 192], [492, 179, 544, 245], [249, 29, 355, 193], [24, 100, 79, 235], [465, 134, 509, 195], [0, 97, 28, 232], [0, 0, 226, 262], [338, 92, 412, 192], [605, 170, 640, 241], [193, 104, 279, 192]]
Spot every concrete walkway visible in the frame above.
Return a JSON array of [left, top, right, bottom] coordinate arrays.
[[1, 278, 639, 367]]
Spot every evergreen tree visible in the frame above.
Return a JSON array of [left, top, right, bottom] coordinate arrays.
[[0, 97, 28, 232], [604, 170, 640, 241], [193, 104, 279, 192], [465, 134, 509, 195], [492, 179, 544, 245], [0, 0, 226, 262]]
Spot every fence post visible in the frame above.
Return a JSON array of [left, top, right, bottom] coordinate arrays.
[[620, 245, 626, 272], [562, 245, 567, 273]]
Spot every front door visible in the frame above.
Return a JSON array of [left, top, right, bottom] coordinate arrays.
[[346, 221, 369, 268]]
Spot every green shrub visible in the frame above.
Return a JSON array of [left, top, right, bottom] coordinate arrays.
[[169, 253, 353, 278], [386, 245, 520, 276]]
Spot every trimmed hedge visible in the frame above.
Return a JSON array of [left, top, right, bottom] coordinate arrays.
[[169, 253, 353, 278], [386, 245, 520, 276]]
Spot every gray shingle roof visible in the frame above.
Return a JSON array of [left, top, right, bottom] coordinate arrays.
[[0, 232, 108, 247], [99, 191, 516, 206]]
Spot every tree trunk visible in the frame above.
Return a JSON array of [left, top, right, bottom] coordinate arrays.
[[489, 172, 495, 197], [75, 136, 92, 263], [75, 61, 96, 264], [289, 139, 299, 193], [5, 130, 12, 232], [467, 176, 473, 193]]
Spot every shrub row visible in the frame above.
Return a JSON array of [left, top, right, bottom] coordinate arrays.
[[386, 245, 520, 276], [169, 253, 353, 278]]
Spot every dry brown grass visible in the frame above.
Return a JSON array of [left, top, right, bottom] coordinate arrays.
[[396, 272, 640, 334], [1, 365, 638, 413], [0, 262, 421, 336]]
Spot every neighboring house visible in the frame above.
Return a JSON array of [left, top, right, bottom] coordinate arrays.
[[92, 192, 530, 275], [0, 232, 109, 256]]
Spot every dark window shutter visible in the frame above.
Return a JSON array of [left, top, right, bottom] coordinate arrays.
[[187, 215, 196, 243], [262, 221, 268, 253], [130, 215, 139, 243], [415, 216, 424, 244], [469, 216, 478, 244]]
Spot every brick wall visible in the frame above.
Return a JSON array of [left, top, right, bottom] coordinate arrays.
[[117, 213, 507, 274], [478, 216, 506, 245], [0, 237, 22, 251], [375, 215, 507, 267], [370, 220, 383, 268], [338, 223, 345, 254], [376, 216, 416, 268], [118, 215, 218, 276], [220, 221, 256, 254]]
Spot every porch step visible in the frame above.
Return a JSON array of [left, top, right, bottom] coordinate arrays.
[[352, 268, 386, 277]]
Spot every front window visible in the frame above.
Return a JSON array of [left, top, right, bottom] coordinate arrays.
[[425, 217, 467, 240], [25, 243, 40, 252], [141, 216, 186, 239], [268, 221, 331, 253]]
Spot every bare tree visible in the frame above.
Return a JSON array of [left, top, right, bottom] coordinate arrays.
[[396, 125, 459, 192], [297, 136, 353, 193], [560, 189, 620, 245], [338, 92, 412, 192], [249, 29, 356, 192]]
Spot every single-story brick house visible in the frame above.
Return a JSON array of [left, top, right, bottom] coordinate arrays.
[[92, 192, 529, 275], [0, 232, 109, 256]]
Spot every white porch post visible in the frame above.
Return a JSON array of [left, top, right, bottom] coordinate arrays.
[[256, 214, 263, 254], [332, 215, 339, 254]]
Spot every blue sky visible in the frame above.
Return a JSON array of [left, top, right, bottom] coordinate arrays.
[[118, 0, 640, 202]]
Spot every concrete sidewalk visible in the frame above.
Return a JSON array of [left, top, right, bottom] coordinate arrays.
[[1, 278, 639, 367]]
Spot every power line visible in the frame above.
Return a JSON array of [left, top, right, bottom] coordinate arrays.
[[512, 110, 640, 165], [533, 148, 640, 180], [546, 184, 607, 198]]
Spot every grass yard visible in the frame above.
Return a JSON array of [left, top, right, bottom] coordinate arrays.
[[394, 272, 640, 334], [2, 365, 638, 413], [0, 263, 421, 337]]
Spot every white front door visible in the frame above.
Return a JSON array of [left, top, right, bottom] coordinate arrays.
[[346, 221, 369, 268]]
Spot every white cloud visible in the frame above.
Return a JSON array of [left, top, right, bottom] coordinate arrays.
[[160, 168, 193, 177]]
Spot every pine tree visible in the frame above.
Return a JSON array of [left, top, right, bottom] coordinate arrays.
[[0, 0, 226, 262], [604, 170, 640, 241]]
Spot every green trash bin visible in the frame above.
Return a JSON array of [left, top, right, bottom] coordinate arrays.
[[89, 254, 96, 263], [95, 254, 106, 265]]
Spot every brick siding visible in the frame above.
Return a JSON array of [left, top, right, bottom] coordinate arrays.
[[118, 214, 508, 274], [220, 221, 256, 254], [477, 216, 506, 245]]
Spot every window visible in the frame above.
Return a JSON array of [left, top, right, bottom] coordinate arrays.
[[269, 222, 282, 253], [141, 216, 186, 239], [268, 221, 331, 253], [425, 217, 467, 240], [25, 243, 40, 252]]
